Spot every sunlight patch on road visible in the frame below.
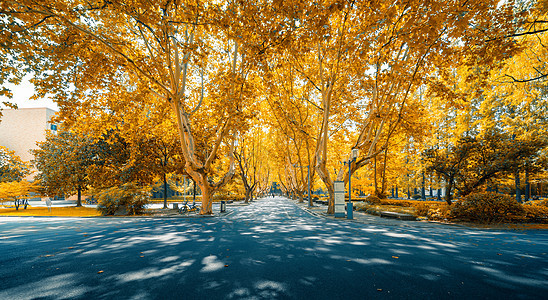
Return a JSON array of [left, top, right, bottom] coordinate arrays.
[[383, 232, 417, 239], [111, 260, 195, 283], [158, 256, 180, 263], [0, 273, 89, 299], [360, 227, 388, 233], [473, 265, 548, 287], [303, 246, 331, 252], [330, 255, 393, 266], [126, 232, 191, 245], [349, 241, 369, 246], [200, 255, 225, 273]]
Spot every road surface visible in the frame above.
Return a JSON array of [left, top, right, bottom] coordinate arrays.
[[1, 197, 547, 299]]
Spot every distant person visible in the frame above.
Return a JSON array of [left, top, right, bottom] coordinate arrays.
[[46, 198, 52, 212]]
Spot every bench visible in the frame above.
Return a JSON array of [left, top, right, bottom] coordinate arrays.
[[380, 211, 417, 221]]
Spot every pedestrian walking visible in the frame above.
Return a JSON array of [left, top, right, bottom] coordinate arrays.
[[46, 198, 52, 212]]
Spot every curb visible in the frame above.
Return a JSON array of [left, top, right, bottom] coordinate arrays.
[[0, 209, 236, 219]]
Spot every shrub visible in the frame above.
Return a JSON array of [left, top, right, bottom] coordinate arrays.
[[365, 194, 381, 205], [537, 200, 548, 207], [412, 194, 422, 200], [381, 199, 416, 207], [354, 202, 369, 211], [213, 194, 245, 201], [96, 183, 151, 216], [413, 202, 429, 217], [522, 204, 548, 223], [427, 205, 451, 221], [450, 192, 523, 223]]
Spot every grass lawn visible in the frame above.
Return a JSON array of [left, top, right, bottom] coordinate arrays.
[[0, 206, 101, 217]]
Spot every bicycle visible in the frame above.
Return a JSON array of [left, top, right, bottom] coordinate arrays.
[[179, 201, 201, 214]]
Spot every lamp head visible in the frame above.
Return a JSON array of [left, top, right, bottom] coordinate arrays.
[[351, 148, 359, 160]]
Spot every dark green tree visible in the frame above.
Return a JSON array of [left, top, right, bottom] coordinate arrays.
[[32, 130, 96, 206], [423, 132, 547, 204], [0, 146, 30, 182]]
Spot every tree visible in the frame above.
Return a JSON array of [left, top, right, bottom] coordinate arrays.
[[423, 132, 547, 204], [1, 0, 280, 214], [0, 146, 30, 182], [32, 130, 96, 206], [267, 0, 523, 213], [0, 180, 38, 210]]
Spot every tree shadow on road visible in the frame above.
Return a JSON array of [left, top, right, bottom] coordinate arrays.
[[0, 198, 547, 299]]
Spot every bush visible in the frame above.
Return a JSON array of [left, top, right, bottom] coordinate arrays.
[[450, 192, 523, 223], [381, 199, 416, 207], [96, 183, 151, 216], [537, 200, 548, 207], [522, 204, 548, 223], [413, 202, 429, 217], [365, 195, 381, 205], [354, 202, 368, 211], [427, 205, 451, 221], [412, 194, 422, 200], [213, 194, 245, 201]]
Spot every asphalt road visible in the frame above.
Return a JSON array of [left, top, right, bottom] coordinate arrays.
[[0, 197, 547, 299]]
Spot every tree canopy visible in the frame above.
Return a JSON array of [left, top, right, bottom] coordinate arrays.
[[0, 146, 29, 182], [2, 0, 548, 213]]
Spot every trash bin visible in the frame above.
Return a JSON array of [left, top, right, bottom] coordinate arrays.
[[220, 201, 226, 213], [347, 202, 353, 220]]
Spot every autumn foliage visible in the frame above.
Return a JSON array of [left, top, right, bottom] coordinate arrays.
[[1, 0, 547, 218]]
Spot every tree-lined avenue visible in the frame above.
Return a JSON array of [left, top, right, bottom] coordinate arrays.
[[0, 197, 546, 299]]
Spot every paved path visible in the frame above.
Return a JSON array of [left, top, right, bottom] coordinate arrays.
[[0, 197, 547, 299]]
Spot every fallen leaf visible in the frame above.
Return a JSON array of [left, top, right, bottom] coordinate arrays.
[[377, 289, 382, 292], [497, 253, 502, 256], [392, 256, 399, 259], [140, 256, 144, 258], [45, 254, 54, 257], [97, 270, 104, 274], [224, 265, 229, 267]]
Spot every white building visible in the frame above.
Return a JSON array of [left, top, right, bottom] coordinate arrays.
[[0, 107, 57, 177]]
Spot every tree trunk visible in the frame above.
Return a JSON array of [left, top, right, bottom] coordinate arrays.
[[421, 172, 426, 201], [374, 154, 378, 196], [244, 188, 252, 204], [381, 148, 388, 196], [297, 191, 304, 203], [515, 169, 521, 203], [525, 168, 530, 201], [200, 178, 214, 214], [76, 187, 82, 207], [445, 179, 453, 205], [163, 173, 168, 209], [193, 179, 197, 201], [326, 183, 335, 214]]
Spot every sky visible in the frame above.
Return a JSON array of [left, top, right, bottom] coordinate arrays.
[[1, 75, 59, 111]]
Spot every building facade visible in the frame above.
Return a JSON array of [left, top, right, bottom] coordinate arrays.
[[0, 107, 57, 169]]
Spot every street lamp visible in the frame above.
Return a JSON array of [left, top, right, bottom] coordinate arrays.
[[294, 163, 312, 207], [344, 149, 359, 220]]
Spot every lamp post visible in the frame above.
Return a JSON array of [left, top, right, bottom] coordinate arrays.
[[344, 149, 359, 220], [294, 164, 312, 207]]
